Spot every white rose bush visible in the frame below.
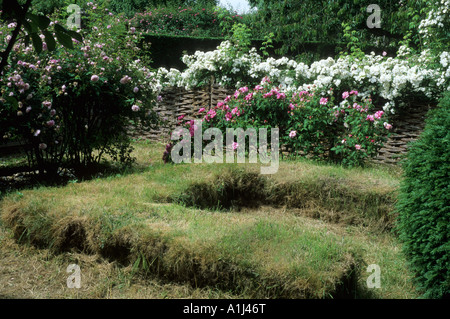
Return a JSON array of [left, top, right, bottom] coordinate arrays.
[[156, 40, 449, 116]]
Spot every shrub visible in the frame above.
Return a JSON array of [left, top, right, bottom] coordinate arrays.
[[166, 79, 392, 166], [107, 0, 161, 17], [128, 5, 244, 38], [0, 1, 159, 177], [156, 38, 450, 114], [29, 0, 74, 15], [396, 91, 450, 299]]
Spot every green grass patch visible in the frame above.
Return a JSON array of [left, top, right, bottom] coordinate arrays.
[[0, 141, 418, 298]]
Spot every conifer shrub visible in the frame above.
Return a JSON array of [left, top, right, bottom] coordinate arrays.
[[396, 92, 450, 299]]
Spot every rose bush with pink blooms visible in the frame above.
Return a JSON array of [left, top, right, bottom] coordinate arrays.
[[0, 1, 160, 177], [326, 91, 392, 166], [286, 87, 391, 166], [169, 77, 392, 166], [282, 87, 392, 166]]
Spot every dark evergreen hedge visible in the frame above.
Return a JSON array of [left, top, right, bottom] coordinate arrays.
[[142, 34, 343, 69], [396, 91, 450, 299]]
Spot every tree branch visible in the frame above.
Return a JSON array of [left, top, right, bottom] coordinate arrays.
[[0, 0, 32, 75]]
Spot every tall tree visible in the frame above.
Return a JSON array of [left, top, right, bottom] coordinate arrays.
[[248, 0, 431, 56]]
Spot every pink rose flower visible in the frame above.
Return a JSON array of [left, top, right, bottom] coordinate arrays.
[[91, 74, 99, 82], [366, 115, 374, 122], [374, 110, 384, 119], [42, 101, 52, 109], [289, 130, 297, 138], [189, 124, 198, 137], [277, 92, 286, 99], [355, 144, 361, 150], [207, 110, 216, 118], [319, 97, 328, 105], [120, 75, 132, 84]]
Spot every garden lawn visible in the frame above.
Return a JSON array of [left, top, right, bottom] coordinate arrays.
[[0, 141, 419, 298]]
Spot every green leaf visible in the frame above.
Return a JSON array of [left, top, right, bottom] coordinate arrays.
[[5, 96, 18, 110], [26, 13, 50, 30], [55, 29, 74, 49], [65, 29, 83, 43], [54, 23, 67, 34], [22, 20, 36, 34], [24, 34, 30, 48], [36, 15, 51, 30], [53, 23, 82, 47], [43, 30, 56, 51], [30, 32, 43, 54]]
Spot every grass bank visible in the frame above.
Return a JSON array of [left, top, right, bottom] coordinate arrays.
[[0, 140, 419, 298]]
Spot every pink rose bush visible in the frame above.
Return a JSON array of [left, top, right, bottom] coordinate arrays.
[[168, 77, 392, 166], [0, 1, 159, 176]]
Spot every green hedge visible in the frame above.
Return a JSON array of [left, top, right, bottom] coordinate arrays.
[[396, 92, 450, 299], [142, 34, 344, 69]]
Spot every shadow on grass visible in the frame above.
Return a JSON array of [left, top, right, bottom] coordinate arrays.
[[0, 157, 150, 201]]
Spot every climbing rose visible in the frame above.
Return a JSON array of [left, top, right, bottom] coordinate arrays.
[[120, 75, 132, 84]]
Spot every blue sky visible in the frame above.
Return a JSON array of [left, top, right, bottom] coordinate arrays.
[[218, 0, 252, 14]]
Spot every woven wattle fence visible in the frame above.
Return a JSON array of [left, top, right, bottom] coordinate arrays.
[[131, 84, 433, 165], [372, 103, 432, 165], [130, 82, 235, 141]]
